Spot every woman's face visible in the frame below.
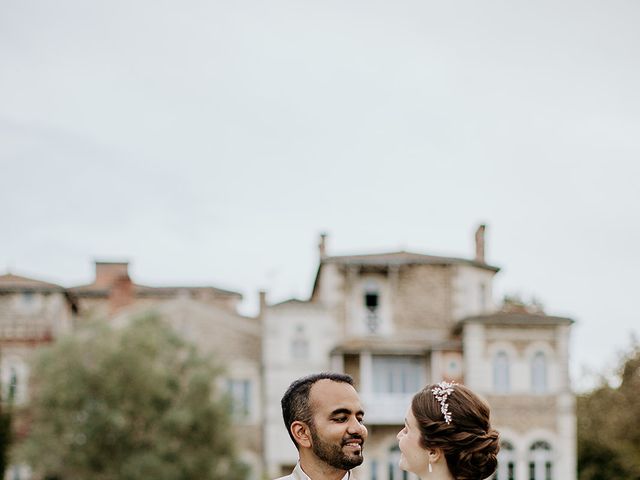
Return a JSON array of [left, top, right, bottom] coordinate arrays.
[[396, 406, 429, 476]]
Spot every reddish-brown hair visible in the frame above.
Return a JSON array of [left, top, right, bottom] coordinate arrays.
[[411, 383, 500, 480]]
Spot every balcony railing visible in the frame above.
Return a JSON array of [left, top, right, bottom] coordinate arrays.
[[0, 321, 52, 341], [360, 392, 414, 425]]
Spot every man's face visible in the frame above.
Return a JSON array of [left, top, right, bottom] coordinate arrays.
[[307, 379, 368, 470]]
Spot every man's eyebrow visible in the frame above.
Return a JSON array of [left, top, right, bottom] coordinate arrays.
[[329, 408, 365, 416], [330, 408, 352, 416]]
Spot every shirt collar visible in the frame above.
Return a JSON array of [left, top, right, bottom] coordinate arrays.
[[294, 462, 350, 480]]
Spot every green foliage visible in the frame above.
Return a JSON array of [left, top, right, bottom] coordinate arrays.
[[0, 390, 12, 478], [21, 314, 246, 480], [578, 342, 640, 480]]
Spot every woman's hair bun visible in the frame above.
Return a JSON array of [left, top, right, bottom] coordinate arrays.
[[455, 428, 500, 480]]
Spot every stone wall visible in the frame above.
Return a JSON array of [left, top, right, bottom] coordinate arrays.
[[394, 264, 453, 332]]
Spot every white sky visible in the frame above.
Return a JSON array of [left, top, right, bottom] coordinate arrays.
[[1, 0, 639, 390]]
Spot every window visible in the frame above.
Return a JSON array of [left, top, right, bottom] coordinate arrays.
[[493, 351, 510, 393], [388, 445, 408, 480], [8, 367, 17, 401], [479, 283, 487, 311], [370, 460, 378, 480], [7, 464, 31, 480], [291, 325, 309, 360], [227, 379, 251, 419], [364, 280, 380, 333], [19, 291, 39, 313], [372, 356, 422, 395], [1, 359, 27, 405], [531, 352, 547, 394], [496, 441, 516, 480], [528, 441, 552, 480]]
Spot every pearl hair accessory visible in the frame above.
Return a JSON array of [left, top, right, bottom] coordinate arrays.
[[432, 381, 456, 424]]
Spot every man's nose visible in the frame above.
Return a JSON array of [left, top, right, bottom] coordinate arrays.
[[347, 418, 366, 435]]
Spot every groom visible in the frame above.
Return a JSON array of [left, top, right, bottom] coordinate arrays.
[[275, 372, 368, 480]]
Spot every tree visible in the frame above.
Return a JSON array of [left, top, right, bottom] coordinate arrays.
[[20, 315, 247, 480], [578, 341, 640, 480], [0, 387, 12, 479]]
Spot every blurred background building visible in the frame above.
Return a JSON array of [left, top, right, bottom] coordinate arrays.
[[0, 225, 575, 480], [263, 226, 575, 480]]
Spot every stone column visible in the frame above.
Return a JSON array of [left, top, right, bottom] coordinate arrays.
[[360, 351, 373, 395], [388, 265, 399, 333]]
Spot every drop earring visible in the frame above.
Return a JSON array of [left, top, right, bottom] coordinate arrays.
[[428, 462, 433, 473]]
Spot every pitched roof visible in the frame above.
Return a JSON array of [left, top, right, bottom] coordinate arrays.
[[0, 273, 64, 292], [322, 250, 500, 271], [68, 283, 242, 298], [312, 250, 499, 298]]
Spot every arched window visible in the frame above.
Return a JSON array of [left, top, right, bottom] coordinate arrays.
[[388, 445, 408, 480], [493, 351, 510, 393], [369, 460, 378, 480], [528, 441, 553, 480], [531, 352, 547, 394], [496, 440, 516, 480], [290, 324, 309, 360]]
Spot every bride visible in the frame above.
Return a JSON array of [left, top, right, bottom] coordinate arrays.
[[396, 382, 500, 480]]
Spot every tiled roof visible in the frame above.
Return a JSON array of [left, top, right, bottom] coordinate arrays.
[[322, 250, 500, 272], [68, 283, 242, 298], [135, 284, 242, 297], [0, 273, 64, 292]]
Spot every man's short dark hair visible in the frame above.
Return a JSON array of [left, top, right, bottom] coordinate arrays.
[[281, 372, 354, 448]]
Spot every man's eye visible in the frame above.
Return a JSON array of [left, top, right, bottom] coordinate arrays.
[[333, 417, 347, 422]]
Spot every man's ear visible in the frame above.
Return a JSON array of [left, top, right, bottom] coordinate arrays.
[[291, 421, 312, 448]]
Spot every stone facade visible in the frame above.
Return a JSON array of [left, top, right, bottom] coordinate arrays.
[[263, 227, 576, 480]]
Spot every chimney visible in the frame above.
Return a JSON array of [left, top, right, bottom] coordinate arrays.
[[318, 233, 328, 259], [94, 261, 130, 288], [258, 290, 267, 317], [109, 274, 134, 314], [475, 224, 486, 264]]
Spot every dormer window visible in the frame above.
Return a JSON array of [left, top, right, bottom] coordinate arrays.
[[364, 280, 380, 333], [365, 290, 379, 312]]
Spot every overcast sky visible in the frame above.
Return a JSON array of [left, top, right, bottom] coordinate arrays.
[[1, 0, 639, 390]]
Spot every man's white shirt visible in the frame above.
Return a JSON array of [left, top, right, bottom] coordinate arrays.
[[274, 462, 351, 480]]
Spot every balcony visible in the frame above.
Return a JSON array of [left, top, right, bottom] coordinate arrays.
[[360, 392, 414, 425], [0, 321, 53, 342]]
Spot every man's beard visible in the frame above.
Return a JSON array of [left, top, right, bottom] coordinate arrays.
[[309, 425, 364, 470]]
